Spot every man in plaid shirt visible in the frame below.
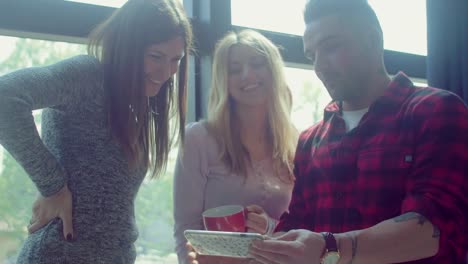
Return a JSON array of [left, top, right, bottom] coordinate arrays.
[[249, 1, 468, 264]]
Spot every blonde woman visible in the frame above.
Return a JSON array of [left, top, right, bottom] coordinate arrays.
[[173, 29, 298, 264]]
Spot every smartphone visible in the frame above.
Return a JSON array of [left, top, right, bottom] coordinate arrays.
[[184, 229, 265, 258]]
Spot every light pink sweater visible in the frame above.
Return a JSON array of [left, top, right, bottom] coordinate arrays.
[[173, 122, 293, 263]]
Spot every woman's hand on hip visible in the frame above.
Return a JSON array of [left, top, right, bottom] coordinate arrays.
[[28, 184, 74, 241]]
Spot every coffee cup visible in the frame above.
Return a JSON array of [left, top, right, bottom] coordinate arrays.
[[202, 205, 246, 232]]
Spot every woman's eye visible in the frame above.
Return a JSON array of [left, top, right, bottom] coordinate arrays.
[[150, 54, 163, 61], [251, 61, 266, 69]]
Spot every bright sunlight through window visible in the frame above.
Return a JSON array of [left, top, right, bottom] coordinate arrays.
[[232, 0, 427, 55]]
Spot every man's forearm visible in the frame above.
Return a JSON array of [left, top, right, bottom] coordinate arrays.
[[336, 212, 440, 264]]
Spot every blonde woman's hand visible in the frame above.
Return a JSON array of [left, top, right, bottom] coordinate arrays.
[[28, 184, 74, 241], [245, 205, 272, 235]]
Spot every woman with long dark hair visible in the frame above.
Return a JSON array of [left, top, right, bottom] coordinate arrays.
[[0, 0, 192, 262]]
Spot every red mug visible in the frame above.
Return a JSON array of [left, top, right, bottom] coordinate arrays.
[[202, 205, 246, 232]]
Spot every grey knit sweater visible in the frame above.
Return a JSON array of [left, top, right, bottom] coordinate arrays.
[[0, 55, 146, 263]]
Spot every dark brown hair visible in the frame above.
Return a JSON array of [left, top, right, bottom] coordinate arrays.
[[88, 0, 192, 178], [304, 0, 382, 34]]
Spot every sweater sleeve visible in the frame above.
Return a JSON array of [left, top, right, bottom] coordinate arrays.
[[0, 55, 102, 197], [173, 122, 210, 264]]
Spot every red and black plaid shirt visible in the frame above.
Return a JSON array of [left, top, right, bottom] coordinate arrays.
[[277, 72, 468, 263]]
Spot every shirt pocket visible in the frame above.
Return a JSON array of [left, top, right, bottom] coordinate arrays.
[[357, 146, 413, 172], [356, 146, 413, 209]]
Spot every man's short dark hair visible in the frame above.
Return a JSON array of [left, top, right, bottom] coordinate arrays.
[[304, 0, 382, 34]]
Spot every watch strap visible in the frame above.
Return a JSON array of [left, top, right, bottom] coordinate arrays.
[[321, 232, 338, 252]]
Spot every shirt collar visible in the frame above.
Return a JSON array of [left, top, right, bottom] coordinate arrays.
[[323, 72, 415, 120]]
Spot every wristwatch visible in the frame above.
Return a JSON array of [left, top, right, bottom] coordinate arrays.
[[321, 232, 340, 264]]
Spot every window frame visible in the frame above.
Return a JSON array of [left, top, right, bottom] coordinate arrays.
[[0, 0, 426, 118]]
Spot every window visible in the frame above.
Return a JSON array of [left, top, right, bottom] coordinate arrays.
[[0, 35, 179, 264], [285, 66, 331, 131], [231, 0, 427, 55], [65, 0, 128, 8], [134, 146, 179, 264], [65, 0, 182, 8], [284, 66, 428, 132], [368, 0, 427, 55], [231, 0, 306, 36], [0, 35, 86, 263]]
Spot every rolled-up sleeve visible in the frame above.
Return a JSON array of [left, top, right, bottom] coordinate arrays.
[[401, 91, 468, 263]]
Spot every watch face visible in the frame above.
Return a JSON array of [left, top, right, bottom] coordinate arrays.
[[322, 252, 340, 264]]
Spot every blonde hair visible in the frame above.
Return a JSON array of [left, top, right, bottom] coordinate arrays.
[[206, 29, 298, 180]]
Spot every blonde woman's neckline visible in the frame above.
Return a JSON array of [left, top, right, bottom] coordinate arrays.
[[251, 157, 271, 165]]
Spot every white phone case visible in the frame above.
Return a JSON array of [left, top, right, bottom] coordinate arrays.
[[184, 229, 265, 257]]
